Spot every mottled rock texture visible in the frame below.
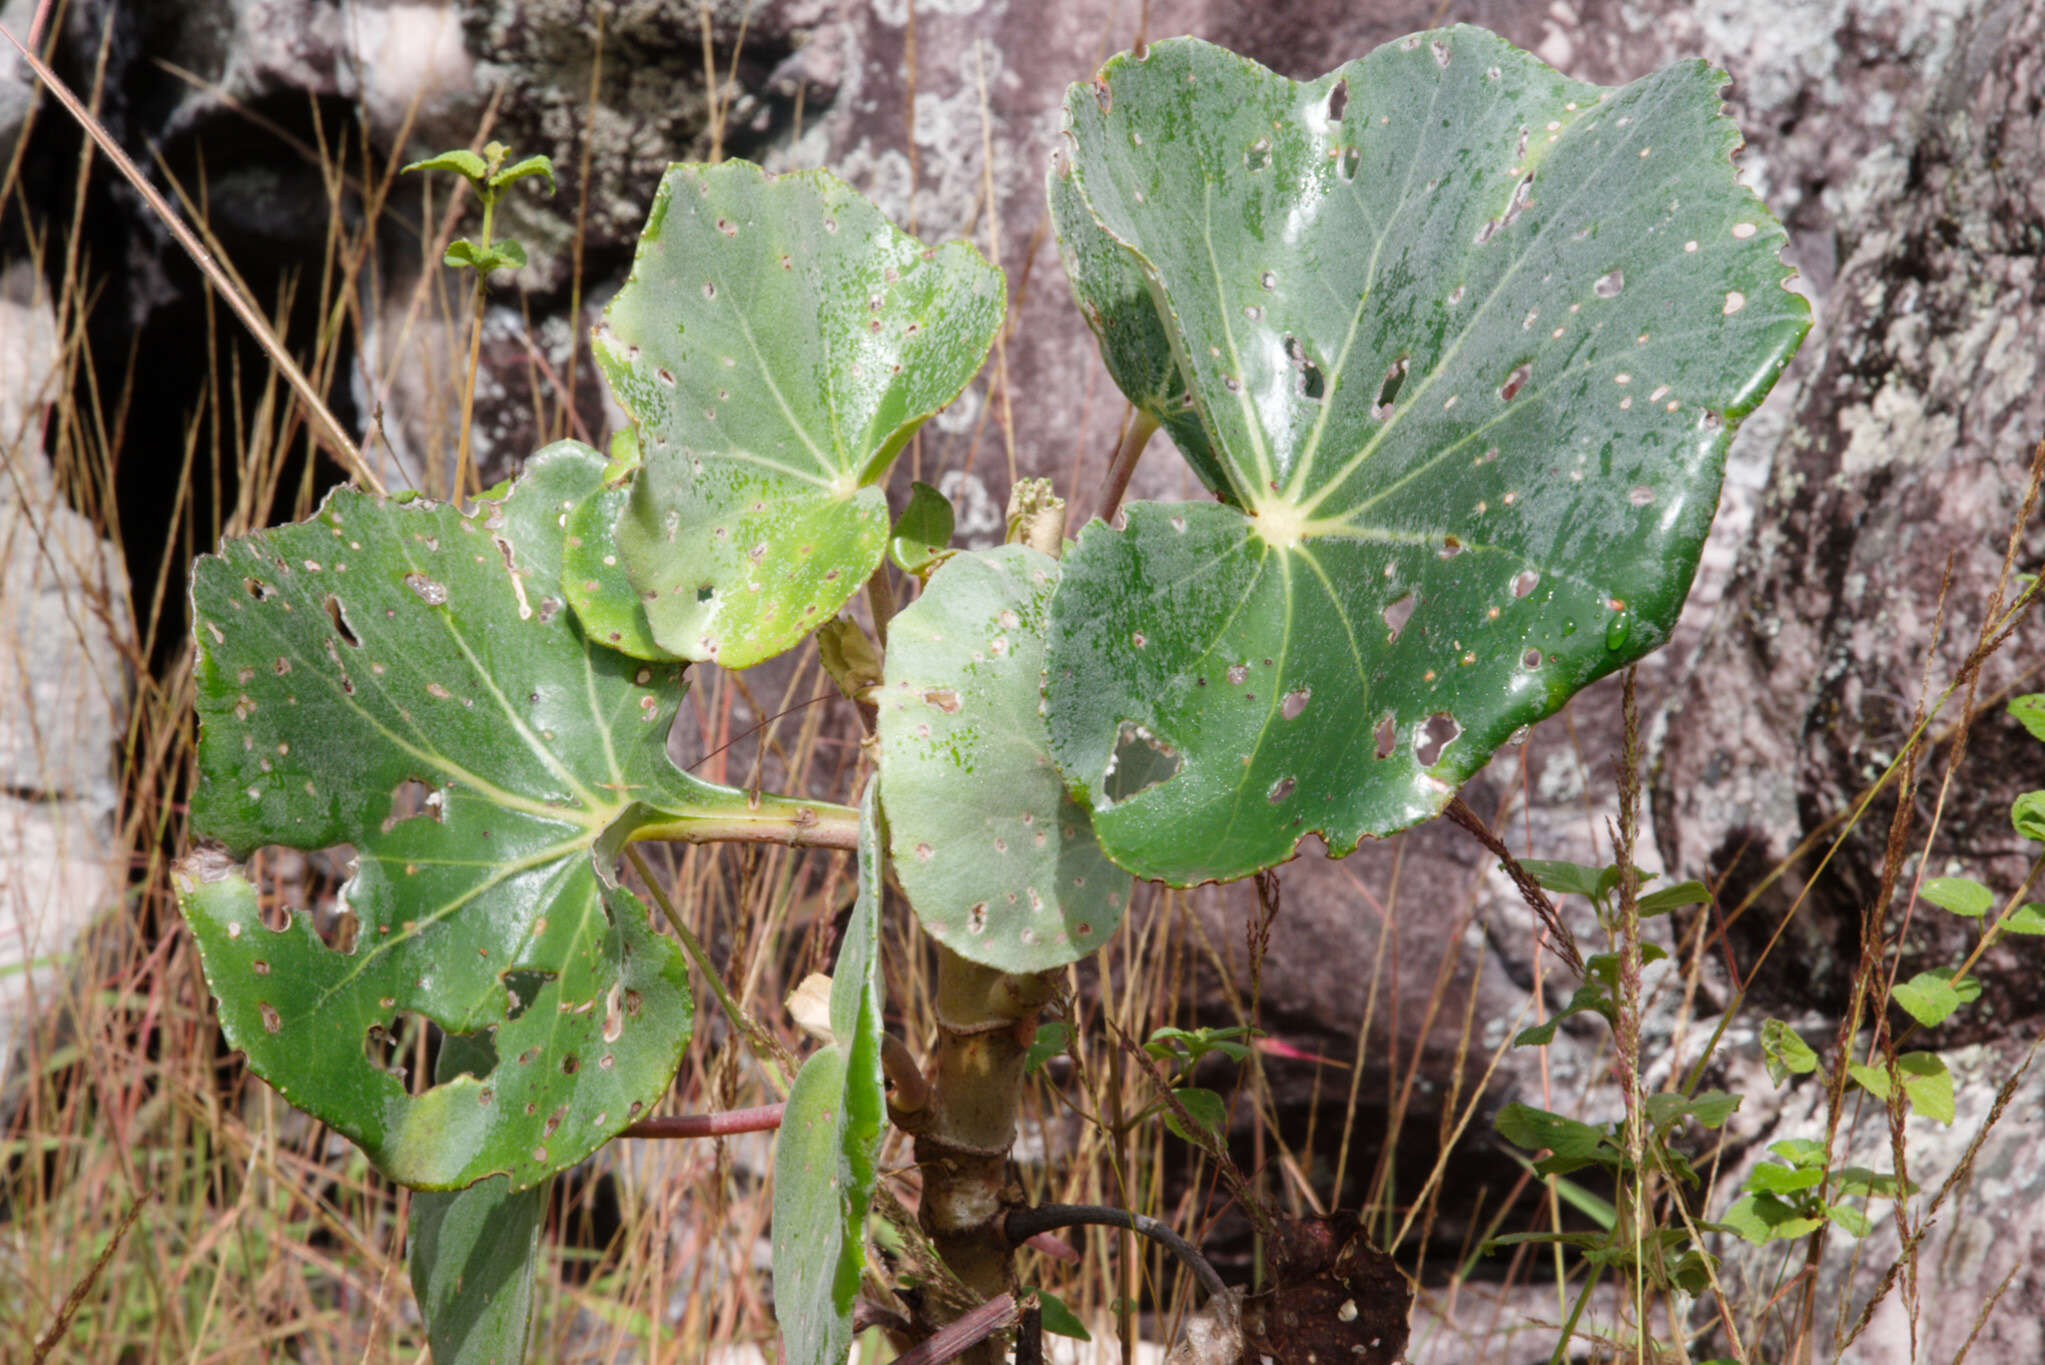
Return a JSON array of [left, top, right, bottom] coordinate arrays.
[[4, 0, 2040, 1357]]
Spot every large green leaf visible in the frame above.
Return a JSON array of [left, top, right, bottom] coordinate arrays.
[[773, 783, 888, 1365], [594, 160, 1005, 668], [408, 1034, 545, 1365], [879, 546, 1131, 969], [1045, 31, 1809, 883], [175, 445, 841, 1190]]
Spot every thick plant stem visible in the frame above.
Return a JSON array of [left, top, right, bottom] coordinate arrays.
[[899, 947, 1054, 1363]]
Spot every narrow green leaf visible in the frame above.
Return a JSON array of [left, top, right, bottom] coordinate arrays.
[[1046, 31, 1808, 883], [409, 1034, 544, 1365], [773, 784, 888, 1365], [890, 480, 956, 574], [879, 547, 1131, 970], [2008, 694, 2045, 742], [1035, 1290, 1092, 1342], [1760, 1019, 1819, 1086], [1889, 971, 1962, 1027], [406, 149, 489, 183], [1920, 876, 1992, 918], [175, 447, 848, 1190], [1636, 880, 1710, 916], [597, 161, 1004, 668], [1163, 1087, 1228, 1146]]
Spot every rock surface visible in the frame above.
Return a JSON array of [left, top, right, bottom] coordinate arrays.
[[4, 0, 2041, 1357]]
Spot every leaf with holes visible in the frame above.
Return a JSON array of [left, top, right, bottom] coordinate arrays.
[[879, 546, 1132, 970], [773, 783, 888, 1365], [1044, 30, 1809, 883], [174, 445, 843, 1191], [595, 160, 1005, 668]]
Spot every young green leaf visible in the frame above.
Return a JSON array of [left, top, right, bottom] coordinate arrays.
[[1034, 1289, 1092, 1342], [1519, 859, 1610, 900], [1995, 903, 2045, 937], [490, 153, 557, 195], [1720, 1193, 1824, 1244], [405, 148, 489, 183], [1826, 1203, 1874, 1238], [890, 480, 956, 575], [1743, 1162, 1824, 1196], [1846, 1062, 1892, 1102], [595, 161, 1004, 668], [1162, 1086, 1229, 1146], [1044, 30, 1809, 883], [2013, 791, 2045, 843], [773, 783, 889, 1365], [1025, 1020, 1072, 1075], [2008, 693, 2045, 743], [1888, 971, 1963, 1028], [1896, 1051, 1955, 1124], [1760, 1020, 1820, 1085], [175, 447, 847, 1190], [1920, 876, 1992, 918], [1636, 880, 1710, 916], [1494, 1103, 1608, 1162], [879, 547, 1131, 971]]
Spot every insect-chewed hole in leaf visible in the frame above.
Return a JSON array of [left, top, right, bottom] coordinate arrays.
[[696, 583, 715, 603], [1432, 38, 1451, 66], [1371, 357, 1408, 418], [1381, 592, 1416, 641], [1103, 721, 1182, 804], [1500, 173, 1534, 231], [1523, 648, 1543, 670], [1499, 363, 1531, 402], [403, 571, 449, 606], [1438, 535, 1464, 559], [1093, 78, 1111, 113], [1268, 775, 1297, 804], [381, 778, 442, 834], [1281, 687, 1311, 720], [1339, 145, 1361, 181], [1511, 569, 1540, 599], [1416, 712, 1462, 767], [502, 969, 557, 1022], [1594, 268, 1625, 298], [1245, 136, 1271, 170], [364, 1014, 416, 1082], [1285, 336, 1326, 400], [323, 595, 361, 647], [923, 688, 962, 714], [243, 576, 273, 601], [1374, 712, 1398, 760], [1326, 77, 1349, 122]]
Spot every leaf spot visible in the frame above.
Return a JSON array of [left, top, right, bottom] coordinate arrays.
[[1594, 269, 1624, 298], [1511, 569, 1540, 598], [402, 572, 448, 606], [1499, 363, 1531, 402], [1523, 648, 1543, 669], [1723, 291, 1747, 315], [1382, 592, 1416, 640], [968, 903, 988, 934], [1374, 713, 1397, 760], [259, 1003, 281, 1033], [1281, 687, 1311, 720], [1245, 137, 1271, 171], [1268, 776, 1296, 803], [1629, 485, 1655, 506], [923, 688, 962, 714]]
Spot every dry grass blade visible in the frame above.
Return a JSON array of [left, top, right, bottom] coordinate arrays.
[[30, 1189, 149, 1361]]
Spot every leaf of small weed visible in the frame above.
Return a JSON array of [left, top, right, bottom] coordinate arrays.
[[1889, 971, 1962, 1027], [1826, 1203, 1873, 1238], [443, 238, 487, 270], [1761, 1020, 1819, 1085], [1035, 1290, 1091, 1342], [1744, 1162, 1823, 1195], [1897, 1051, 1955, 1124], [2008, 693, 2045, 742], [1163, 1087, 1228, 1146], [1920, 876, 1991, 918], [1996, 903, 2045, 937], [1847, 1061, 1892, 1101], [1494, 1103, 1607, 1161], [2013, 791, 2045, 843], [1720, 1193, 1824, 1244], [1636, 879, 1710, 916], [1520, 859, 1608, 900], [405, 149, 488, 182], [491, 153, 557, 195], [1769, 1137, 1828, 1168], [1025, 1020, 1070, 1075]]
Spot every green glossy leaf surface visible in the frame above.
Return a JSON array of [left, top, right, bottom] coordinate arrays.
[[597, 160, 1004, 667], [408, 1035, 544, 1365], [1046, 31, 1809, 883], [175, 447, 832, 1190], [890, 480, 956, 575], [772, 784, 887, 1365], [879, 546, 1132, 970]]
